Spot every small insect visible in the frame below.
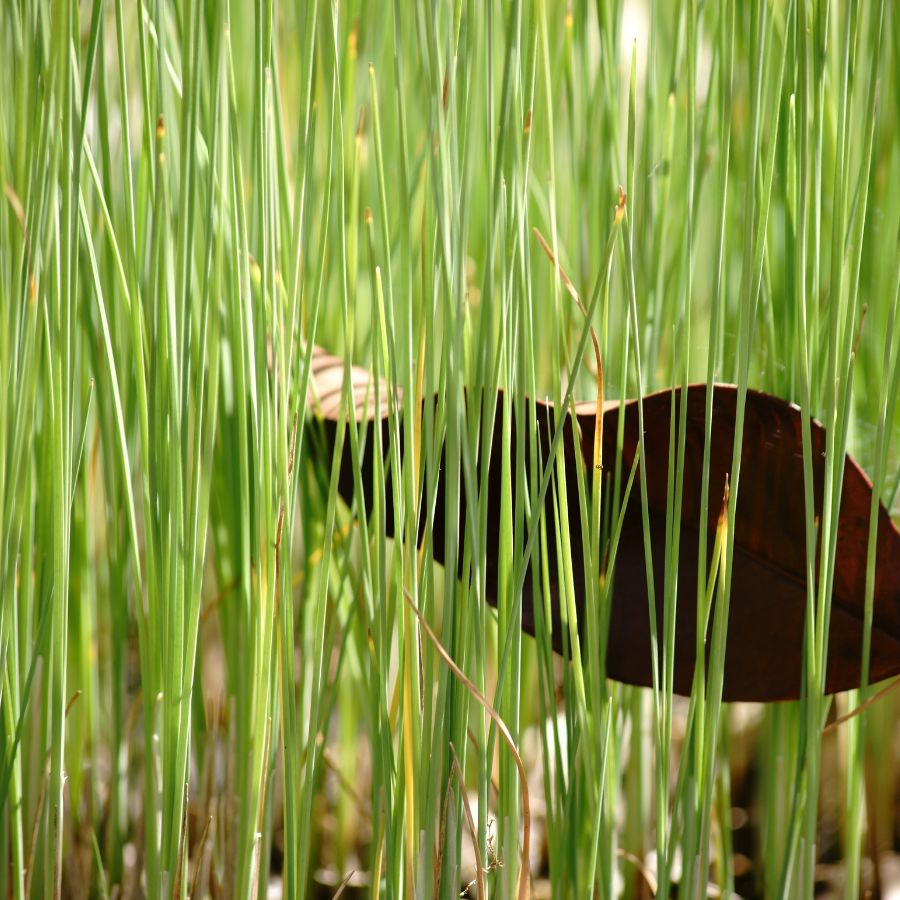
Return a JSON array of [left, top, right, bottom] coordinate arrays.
[[307, 345, 900, 702]]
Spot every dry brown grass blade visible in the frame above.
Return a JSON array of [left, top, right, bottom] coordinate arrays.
[[331, 870, 357, 899], [450, 743, 485, 900], [435, 743, 483, 898], [823, 674, 900, 734], [531, 226, 581, 312], [615, 847, 658, 896], [322, 748, 372, 820], [189, 815, 214, 900], [173, 782, 190, 900], [531, 226, 604, 474], [3, 181, 26, 234], [404, 590, 531, 900]]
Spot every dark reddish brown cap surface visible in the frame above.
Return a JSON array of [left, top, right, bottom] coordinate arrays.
[[585, 386, 900, 701]]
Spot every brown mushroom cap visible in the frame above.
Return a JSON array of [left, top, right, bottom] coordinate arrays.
[[309, 347, 900, 702]]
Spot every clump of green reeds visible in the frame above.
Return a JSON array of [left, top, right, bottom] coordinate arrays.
[[1, 1, 898, 898]]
